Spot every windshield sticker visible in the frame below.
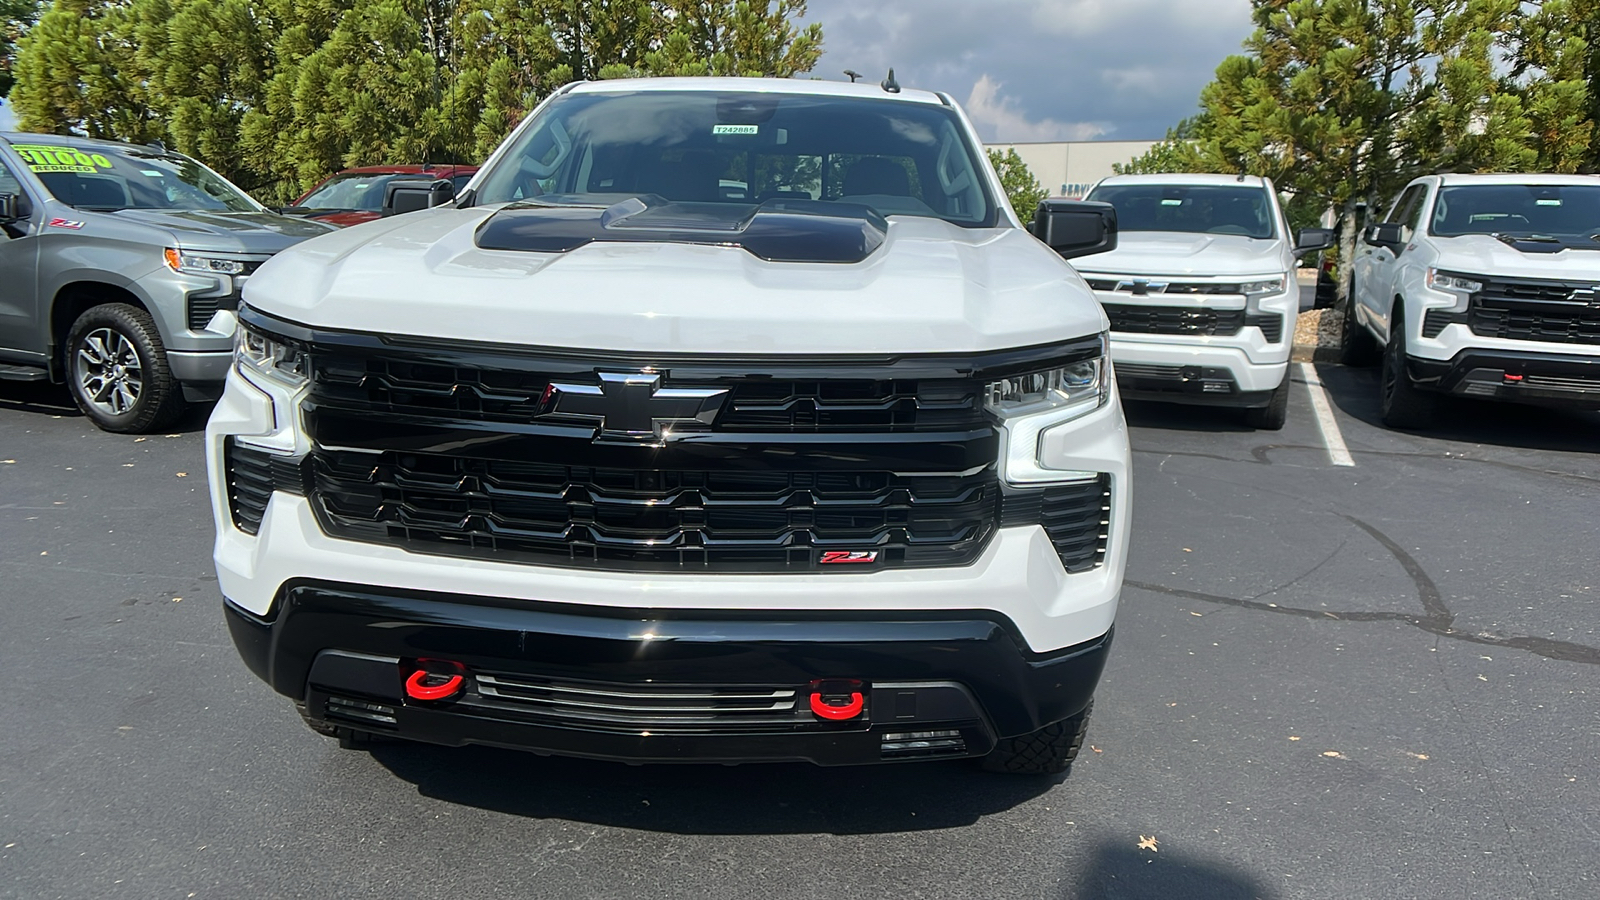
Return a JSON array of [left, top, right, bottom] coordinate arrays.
[[1536, 198, 1563, 206], [11, 144, 114, 174], [140, 169, 164, 177], [48, 218, 85, 229], [1160, 198, 1183, 206], [713, 124, 759, 136]]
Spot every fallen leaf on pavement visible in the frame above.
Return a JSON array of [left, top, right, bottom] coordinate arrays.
[[1322, 751, 1345, 759], [1091, 745, 1102, 753], [175, 472, 188, 477], [1137, 835, 1158, 852], [133, 437, 147, 443], [1289, 736, 1301, 741], [1406, 752, 1429, 760]]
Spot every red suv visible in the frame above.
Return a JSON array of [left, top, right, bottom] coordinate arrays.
[[285, 165, 479, 227]]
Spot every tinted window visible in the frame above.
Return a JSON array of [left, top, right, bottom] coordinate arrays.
[[12, 141, 257, 212], [1086, 183, 1276, 239], [475, 91, 996, 226], [1430, 185, 1600, 238], [301, 172, 459, 211]]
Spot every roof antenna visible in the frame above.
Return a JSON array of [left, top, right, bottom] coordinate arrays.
[[881, 68, 900, 94], [844, 69, 862, 83]]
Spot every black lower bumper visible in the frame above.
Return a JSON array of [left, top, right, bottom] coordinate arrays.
[[224, 582, 1111, 766], [1409, 348, 1600, 408], [1114, 364, 1273, 408]]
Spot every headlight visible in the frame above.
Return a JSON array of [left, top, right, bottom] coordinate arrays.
[[1240, 276, 1289, 313], [985, 354, 1108, 420], [235, 319, 307, 386], [1426, 269, 1483, 294], [164, 248, 248, 275]]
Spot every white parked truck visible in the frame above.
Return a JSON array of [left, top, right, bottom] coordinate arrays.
[[205, 78, 1132, 775], [1075, 174, 1332, 429], [1343, 173, 1600, 428]]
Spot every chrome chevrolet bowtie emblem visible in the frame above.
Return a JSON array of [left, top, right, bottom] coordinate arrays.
[[543, 372, 727, 443]]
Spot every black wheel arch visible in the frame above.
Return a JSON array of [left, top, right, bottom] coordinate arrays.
[[48, 281, 151, 381]]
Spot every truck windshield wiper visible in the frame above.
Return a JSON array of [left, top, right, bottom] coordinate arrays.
[[1493, 232, 1562, 244]]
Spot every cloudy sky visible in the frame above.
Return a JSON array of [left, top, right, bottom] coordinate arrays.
[[797, 0, 1255, 142]]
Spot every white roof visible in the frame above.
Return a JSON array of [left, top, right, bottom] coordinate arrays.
[[1433, 172, 1600, 187], [567, 77, 946, 105], [1093, 173, 1270, 188]]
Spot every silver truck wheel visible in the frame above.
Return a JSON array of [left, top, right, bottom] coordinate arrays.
[[65, 304, 186, 434]]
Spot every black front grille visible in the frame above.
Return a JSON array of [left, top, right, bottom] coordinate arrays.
[[1000, 476, 1111, 573], [223, 439, 307, 534], [307, 353, 985, 434], [1101, 303, 1245, 337], [1468, 277, 1600, 345], [309, 449, 999, 572]]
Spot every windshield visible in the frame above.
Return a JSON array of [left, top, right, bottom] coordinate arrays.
[[1430, 185, 1600, 238], [12, 141, 258, 213], [474, 90, 997, 227], [1086, 183, 1276, 239]]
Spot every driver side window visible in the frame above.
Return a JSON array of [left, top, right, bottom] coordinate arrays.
[[1387, 185, 1425, 242]]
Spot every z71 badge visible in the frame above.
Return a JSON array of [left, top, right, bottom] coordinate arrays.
[[48, 218, 85, 230], [819, 551, 880, 565]]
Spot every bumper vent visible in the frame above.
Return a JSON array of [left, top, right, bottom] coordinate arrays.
[[1423, 308, 1469, 339], [325, 696, 398, 728], [1000, 475, 1112, 573], [1247, 313, 1284, 344], [471, 674, 807, 731], [223, 439, 307, 535], [881, 729, 968, 759]]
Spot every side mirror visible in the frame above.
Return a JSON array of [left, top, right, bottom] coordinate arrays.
[[1032, 199, 1117, 260], [0, 192, 24, 223], [1294, 228, 1334, 257], [382, 179, 457, 217], [1367, 222, 1405, 251]]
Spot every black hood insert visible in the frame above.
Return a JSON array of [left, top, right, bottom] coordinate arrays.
[[474, 195, 888, 264]]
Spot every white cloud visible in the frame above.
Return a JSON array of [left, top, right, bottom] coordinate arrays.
[[964, 75, 1107, 142], [798, 0, 1255, 140]]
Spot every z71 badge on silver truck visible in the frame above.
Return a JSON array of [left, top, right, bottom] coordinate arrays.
[[206, 77, 1131, 775]]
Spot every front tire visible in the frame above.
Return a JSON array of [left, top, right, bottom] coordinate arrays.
[[1243, 372, 1291, 430], [65, 303, 186, 434], [1379, 304, 1437, 430], [980, 703, 1092, 775]]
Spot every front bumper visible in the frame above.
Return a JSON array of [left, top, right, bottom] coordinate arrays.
[[1408, 348, 1600, 408], [1111, 338, 1288, 406], [226, 582, 1112, 765]]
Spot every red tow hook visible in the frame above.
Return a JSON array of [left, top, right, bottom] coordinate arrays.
[[403, 660, 466, 701], [809, 679, 866, 721]]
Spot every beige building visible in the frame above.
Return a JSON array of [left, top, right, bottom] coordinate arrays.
[[987, 139, 1158, 199]]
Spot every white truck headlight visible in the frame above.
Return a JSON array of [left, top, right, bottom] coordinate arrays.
[[235, 319, 308, 386], [985, 357, 1108, 420], [1240, 276, 1289, 314]]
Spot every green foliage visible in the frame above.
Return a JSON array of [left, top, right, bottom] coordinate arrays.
[[1125, 0, 1600, 309], [986, 147, 1047, 221], [10, 0, 825, 202], [1, 0, 41, 97]]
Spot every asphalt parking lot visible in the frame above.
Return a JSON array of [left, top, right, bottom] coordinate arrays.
[[2, 366, 1597, 900]]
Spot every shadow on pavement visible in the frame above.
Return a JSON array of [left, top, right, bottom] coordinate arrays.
[[1120, 399, 1258, 434], [0, 380, 213, 433], [370, 742, 1057, 835], [1316, 362, 1600, 454], [1067, 841, 1279, 900]]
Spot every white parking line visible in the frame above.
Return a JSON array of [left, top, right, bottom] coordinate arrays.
[[1298, 361, 1355, 467]]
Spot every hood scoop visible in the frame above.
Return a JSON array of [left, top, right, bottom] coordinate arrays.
[[474, 195, 888, 264]]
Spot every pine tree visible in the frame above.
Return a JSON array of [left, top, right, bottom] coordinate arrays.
[[1, 0, 41, 98]]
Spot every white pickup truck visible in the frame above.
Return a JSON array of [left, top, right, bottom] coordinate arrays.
[[1076, 174, 1332, 429], [206, 77, 1132, 775], [1343, 173, 1600, 428]]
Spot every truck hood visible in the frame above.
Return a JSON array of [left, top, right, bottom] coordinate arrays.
[[244, 205, 1107, 355], [1071, 231, 1287, 278], [111, 209, 336, 254], [1433, 234, 1600, 280]]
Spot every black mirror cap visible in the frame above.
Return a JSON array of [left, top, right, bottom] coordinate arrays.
[[382, 178, 458, 217], [0, 192, 23, 222], [1294, 227, 1335, 256], [1368, 222, 1406, 248], [1032, 199, 1117, 260]]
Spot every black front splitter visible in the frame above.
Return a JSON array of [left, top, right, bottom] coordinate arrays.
[[225, 580, 1113, 766]]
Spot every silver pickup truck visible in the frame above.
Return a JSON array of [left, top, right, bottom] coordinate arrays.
[[0, 134, 333, 432]]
